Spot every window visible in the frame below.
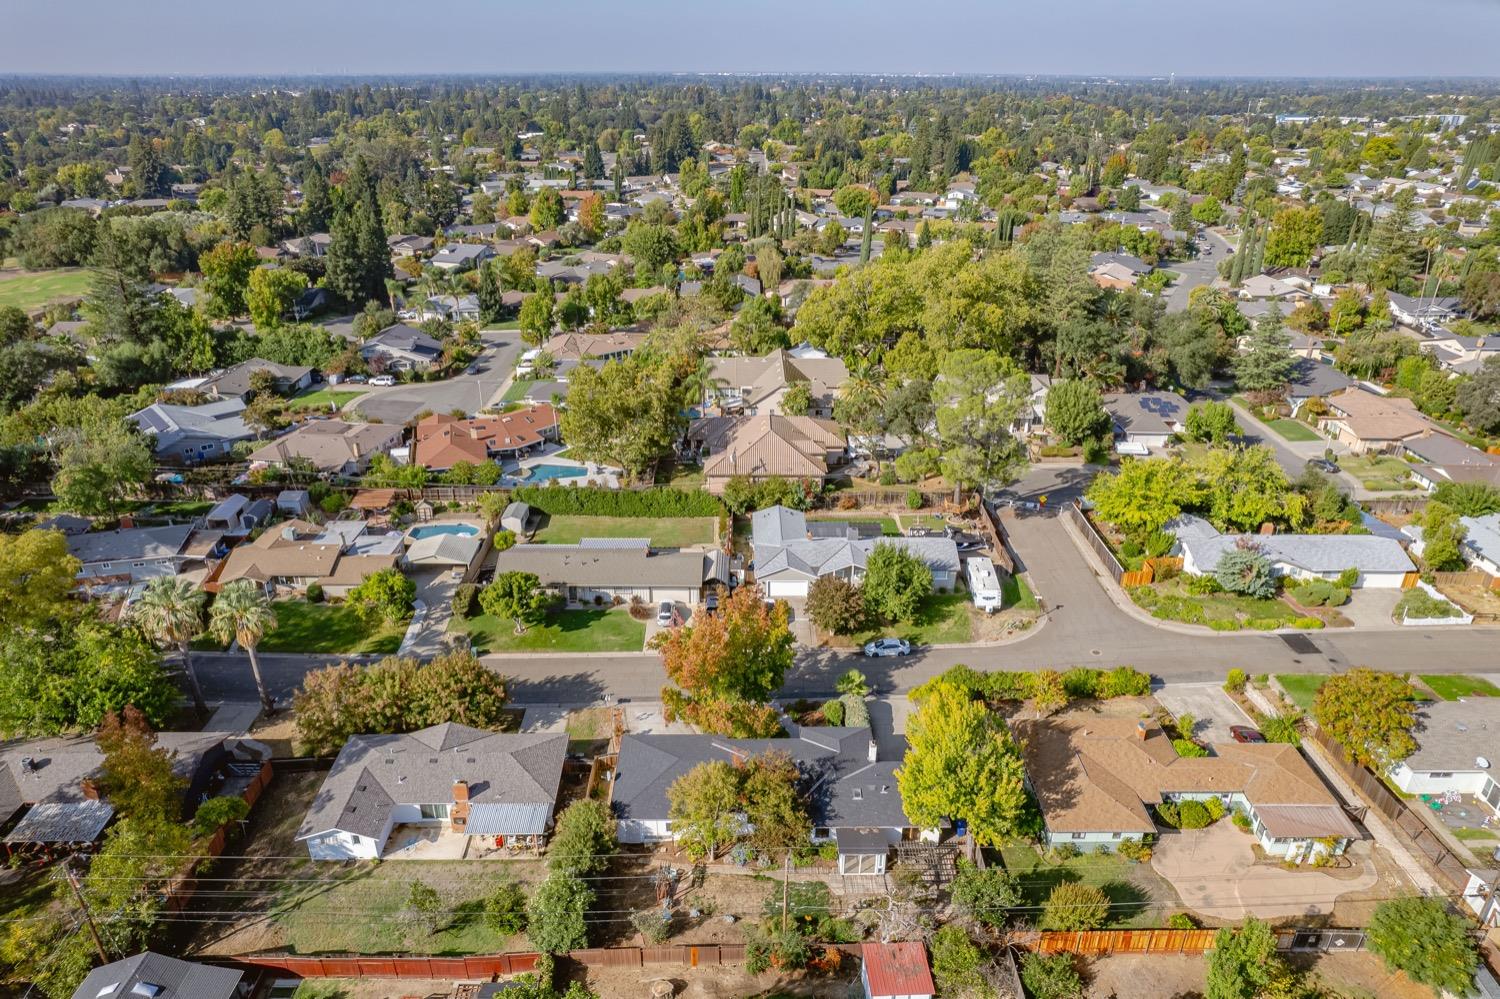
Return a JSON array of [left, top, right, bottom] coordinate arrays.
[[1429, 772, 1454, 779], [1111, 833, 1123, 839], [1070, 833, 1086, 840], [419, 803, 450, 820]]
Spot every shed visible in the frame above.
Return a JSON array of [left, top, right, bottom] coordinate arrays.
[[861, 941, 936, 999], [501, 501, 532, 536], [277, 489, 312, 516]]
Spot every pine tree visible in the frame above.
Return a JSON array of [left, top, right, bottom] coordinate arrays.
[[299, 160, 331, 235], [582, 141, 604, 181], [612, 159, 624, 202], [477, 261, 504, 323], [916, 220, 933, 249], [1234, 303, 1297, 393], [860, 205, 873, 264], [325, 157, 392, 308]]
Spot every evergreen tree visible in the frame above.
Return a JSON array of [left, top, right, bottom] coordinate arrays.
[[1234, 304, 1296, 393], [582, 141, 604, 181], [477, 261, 504, 322], [612, 159, 624, 202], [325, 157, 392, 308], [299, 159, 332, 235], [860, 204, 873, 264]]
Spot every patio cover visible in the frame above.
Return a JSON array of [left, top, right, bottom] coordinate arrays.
[[4, 800, 114, 844]]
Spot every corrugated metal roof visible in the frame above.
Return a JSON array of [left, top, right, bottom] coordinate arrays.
[[466, 802, 552, 836], [578, 537, 651, 549], [861, 941, 936, 997], [5, 800, 114, 844]]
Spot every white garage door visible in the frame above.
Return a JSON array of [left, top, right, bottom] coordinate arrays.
[[764, 579, 809, 598]]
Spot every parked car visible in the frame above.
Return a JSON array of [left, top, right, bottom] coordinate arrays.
[[344, 374, 368, 384], [655, 601, 675, 626], [863, 638, 912, 658], [1306, 457, 1339, 475], [906, 526, 938, 538], [370, 374, 397, 387], [1229, 726, 1266, 743]]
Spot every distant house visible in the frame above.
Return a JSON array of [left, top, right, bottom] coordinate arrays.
[[1460, 513, 1500, 577], [1319, 389, 1432, 454], [128, 397, 255, 461], [202, 358, 315, 402], [689, 414, 848, 493], [1089, 260, 1142, 290], [1387, 699, 1500, 808], [246, 420, 403, 476], [1418, 328, 1499, 374], [750, 506, 960, 599], [361, 323, 443, 372], [1015, 713, 1359, 861], [1285, 358, 1355, 416], [540, 329, 646, 363], [612, 725, 921, 875], [388, 233, 435, 257], [1102, 390, 1188, 451], [214, 518, 402, 598], [1388, 292, 1462, 329], [704, 349, 849, 418], [1167, 514, 1414, 588], [1091, 250, 1152, 276], [861, 941, 937, 999], [411, 405, 559, 471], [491, 539, 727, 607], [1237, 274, 1301, 300], [280, 233, 332, 258], [69, 952, 244, 999], [65, 524, 222, 585], [428, 242, 494, 272], [296, 724, 566, 860]]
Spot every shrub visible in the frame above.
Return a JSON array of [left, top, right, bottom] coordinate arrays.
[[1395, 589, 1463, 621], [1231, 811, 1253, 832], [630, 908, 672, 944], [511, 484, 723, 518], [1082, 436, 1112, 464], [1144, 530, 1175, 558], [1186, 573, 1224, 595], [1291, 616, 1325, 629], [1289, 579, 1349, 607], [951, 860, 1021, 928], [305, 581, 324, 603], [805, 575, 865, 635], [451, 583, 479, 618], [930, 925, 987, 995], [1156, 802, 1180, 827], [1224, 668, 1247, 693], [483, 879, 528, 935], [1203, 797, 1226, 822], [1173, 738, 1208, 758], [820, 698, 845, 726], [1049, 842, 1080, 861], [1097, 666, 1152, 698], [1214, 548, 1277, 598], [1259, 713, 1302, 745], [492, 528, 516, 551], [1020, 952, 1084, 999], [1176, 800, 1212, 829], [191, 794, 249, 837], [1120, 538, 1144, 559], [1061, 667, 1101, 699], [906, 488, 924, 510], [1167, 912, 1200, 929], [1336, 567, 1360, 589], [1041, 882, 1110, 931], [836, 494, 859, 510], [840, 693, 870, 728], [878, 467, 897, 486], [1116, 837, 1153, 863]]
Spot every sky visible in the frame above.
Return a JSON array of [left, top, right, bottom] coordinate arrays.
[[4, 0, 1500, 78]]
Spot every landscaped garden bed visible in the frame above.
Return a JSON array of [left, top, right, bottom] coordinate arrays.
[[1129, 577, 1318, 631]]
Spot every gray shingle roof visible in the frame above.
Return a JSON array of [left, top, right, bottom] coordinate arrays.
[[5, 800, 114, 844], [1168, 514, 1414, 575], [491, 545, 714, 589], [1103, 391, 1189, 437], [65, 525, 194, 566], [71, 951, 242, 999], [1405, 699, 1500, 774]]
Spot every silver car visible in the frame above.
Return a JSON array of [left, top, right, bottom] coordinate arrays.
[[656, 601, 675, 626], [863, 638, 912, 658]]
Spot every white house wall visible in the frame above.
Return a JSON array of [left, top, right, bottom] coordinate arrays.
[[1389, 764, 1494, 798]]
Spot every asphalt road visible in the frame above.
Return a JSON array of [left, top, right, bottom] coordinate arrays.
[[191, 465, 1500, 707], [346, 328, 526, 423], [1163, 228, 1233, 312]]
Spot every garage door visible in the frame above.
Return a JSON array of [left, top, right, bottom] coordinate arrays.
[[764, 580, 809, 598]]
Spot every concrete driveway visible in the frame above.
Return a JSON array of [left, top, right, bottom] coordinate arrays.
[[1153, 682, 1255, 744], [1341, 589, 1402, 629], [1152, 822, 1378, 920], [348, 328, 525, 423]]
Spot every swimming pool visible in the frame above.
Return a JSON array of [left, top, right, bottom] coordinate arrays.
[[408, 523, 480, 540], [523, 463, 588, 482]]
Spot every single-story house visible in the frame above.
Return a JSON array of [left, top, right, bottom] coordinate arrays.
[[1401, 431, 1498, 471], [429, 242, 495, 271], [1089, 260, 1141, 290], [296, 724, 566, 860], [1091, 251, 1152, 277], [612, 725, 919, 875], [1460, 513, 1500, 577], [202, 358, 316, 402], [689, 414, 848, 494], [246, 420, 404, 476], [1102, 390, 1189, 451], [403, 531, 484, 572], [280, 233, 332, 258], [540, 329, 647, 363], [70, 952, 244, 999], [703, 349, 849, 419], [411, 405, 559, 471], [1286, 358, 1355, 416], [1319, 389, 1433, 454], [213, 518, 402, 598], [1238, 274, 1302, 300], [388, 233, 435, 257], [65, 524, 222, 585], [361, 323, 443, 372], [1167, 514, 1415, 588], [1389, 292, 1463, 329], [1387, 699, 1500, 813], [861, 941, 936, 999], [128, 397, 256, 461], [491, 539, 727, 607], [1014, 713, 1360, 861], [750, 506, 960, 599]]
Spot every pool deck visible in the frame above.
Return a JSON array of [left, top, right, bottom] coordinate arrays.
[[504, 450, 622, 489]]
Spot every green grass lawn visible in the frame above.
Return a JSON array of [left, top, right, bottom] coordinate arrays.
[[272, 859, 543, 955], [287, 387, 367, 412], [1265, 418, 1320, 442], [532, 514, 715, 548], [456, 606, 646, 653], [1274, 674, 1329, 711], [1339, 455, 1416, 491], [998, 843, 1177, 929], [899, 513, 950, 532], [847, 591, 973, 646], [486, 319, 522, 331], [809, 513, 900, 536], [0, 267, 91, 311], [131, 499, 214, 518], [251, 601, 406, 655], [1419, 674, 1500, 700], [501, 379, 542, 402], [1003, 573, 1039, 611], [1452, 827, 1499, 842]]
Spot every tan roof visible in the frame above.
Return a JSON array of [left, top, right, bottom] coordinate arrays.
[[1013, 712, 1359, 840], [695, 414, 846, 480], [215, 519, 397, 588], [246, 420, 401, 472], [1324, 389, 1431, 442], [708, 350, 849, 413], [412, 405, 559, 469], [540, 331, 646, 361]]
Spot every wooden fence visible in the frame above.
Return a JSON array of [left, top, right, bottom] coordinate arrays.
[[164, 761, 273, 913], [1066, 500, 1124, 583], [230, 953, 540, 979], [1432, 571, 1500, 593], [977, 500, 1015, 575], [1013, 926, 1366, 957], [1309, 728, 1476, 893], [1119, 557, 1184, 589]]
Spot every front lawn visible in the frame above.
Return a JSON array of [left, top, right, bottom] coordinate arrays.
[[0, 267, 90, 310], [1002, 573, 1039, 611], [1129, 577, 1305, 630], [998, 842, 1178, 929], [1273, 674, 1329, 712], [1338, 455, 1416, 491], [1264, 417, 1320, 442], [253, 601, 406, 655], [455, 606, 646, 653], [501, 378, 542, 402], [287, 387, 367, 412], [532, 514, 715, 548], [845, 591, 973, 646], [1419, 674, 1500, 701]]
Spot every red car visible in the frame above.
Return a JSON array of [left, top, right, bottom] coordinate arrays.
[[1230, 726, 1266, 743]]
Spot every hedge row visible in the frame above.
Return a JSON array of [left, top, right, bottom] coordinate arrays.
[[511, 485, 724, 518], [912, 665, 1153, 704]]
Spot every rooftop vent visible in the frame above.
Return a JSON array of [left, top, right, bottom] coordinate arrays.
[[1479, 757, 1492, 770]]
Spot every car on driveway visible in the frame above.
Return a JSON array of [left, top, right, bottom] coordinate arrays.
[[1229, 725, 1266, 743], [370, 375, 397, 387], [1306, 457, 1339, 475], [863, 637, 912, 658], [655, 601, 675, 626]]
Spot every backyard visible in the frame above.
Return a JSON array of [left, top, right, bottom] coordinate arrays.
[[1129, 577, 1307, 631], [454, 605, 646, 653], [1337, 454, 1417, 492], [530, 514, 716, 548], [0, 267, 91, 311], [806, 513, 900, 536], [998, 842, 1179, 929]]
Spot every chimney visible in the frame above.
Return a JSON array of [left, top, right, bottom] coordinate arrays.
[[81, 778, 101, 800], [451, 780, 470, 830], [868, 739, 878, 763], [1135, 720, 1150, 741]]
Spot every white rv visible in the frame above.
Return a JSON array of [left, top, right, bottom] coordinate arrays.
[[965, 557, 1003, 614]]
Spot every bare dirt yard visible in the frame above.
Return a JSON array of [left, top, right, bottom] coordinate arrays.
[[1082, 951, 1434, 999]]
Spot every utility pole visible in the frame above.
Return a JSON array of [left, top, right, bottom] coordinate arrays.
[[63, 861, 107, 964], [781, 850, 791, 933]]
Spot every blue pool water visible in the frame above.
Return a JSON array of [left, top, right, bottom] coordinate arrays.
[[408, 523, 480, 540], [524, 463, 588, 482]]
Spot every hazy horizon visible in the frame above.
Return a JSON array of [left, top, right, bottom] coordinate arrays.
[[5, 0, 1500, 79]]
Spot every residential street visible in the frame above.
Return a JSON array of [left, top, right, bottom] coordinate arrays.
[[191, 465, 1500, 708], [344, 327, 525, 424], [1162, 227, 1232, 312]]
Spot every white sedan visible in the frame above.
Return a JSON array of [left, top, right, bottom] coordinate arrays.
[[862, 638, 912, 658]]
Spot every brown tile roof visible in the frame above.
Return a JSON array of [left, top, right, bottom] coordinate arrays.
[[1013, 712, 1358, 840], [411, 405, 559, 470], [540, 331, 646, 361], [1324, 389, 1432, 443], [246, 420, 401, 472], [695, 414, 846, 481]]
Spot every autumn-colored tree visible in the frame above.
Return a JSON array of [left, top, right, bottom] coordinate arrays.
[[1312, 668, 1418, 770], [658, 587, 793, 736], [577, 192, 605, 238], [96, 706, 186, 822]]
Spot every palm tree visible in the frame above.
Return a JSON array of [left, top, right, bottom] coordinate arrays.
[[383, 277, 405, 312], [208, 580, 279, 715], [681, 357, 728, 412], [133, 577, 209, 717]]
